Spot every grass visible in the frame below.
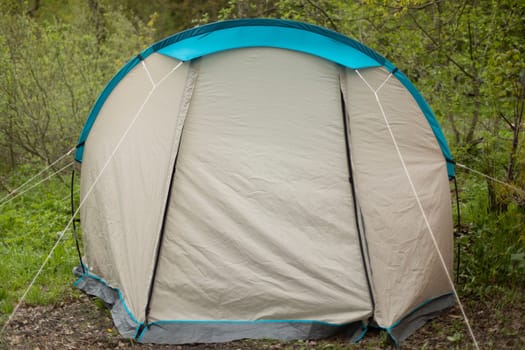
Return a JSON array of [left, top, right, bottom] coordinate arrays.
[[0, 166, 82, 327], [454, 172, 525, 296]]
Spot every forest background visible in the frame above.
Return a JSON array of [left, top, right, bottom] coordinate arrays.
[[0, 0, 523, 348]]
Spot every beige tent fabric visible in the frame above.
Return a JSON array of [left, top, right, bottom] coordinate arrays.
[[80, 47, 453, 333], [342, 67, 453, 327], [148, 48, 373, 323], [80, 53, 190, 321]]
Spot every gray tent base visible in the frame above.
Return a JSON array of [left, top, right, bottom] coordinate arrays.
[[74, 266, 454, 346], [384, 293, 456, 347], [73, 266, 139, 338], [138, 319, 365, 344], [73, 266, 367, 344]]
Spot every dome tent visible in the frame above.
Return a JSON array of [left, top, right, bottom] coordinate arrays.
[[73, 19, 455, 346]]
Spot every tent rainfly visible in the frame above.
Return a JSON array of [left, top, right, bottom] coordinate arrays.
[[73, 19, 456, 346]]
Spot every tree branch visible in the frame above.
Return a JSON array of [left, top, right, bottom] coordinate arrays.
[[384, 0, 444, 11], [407, 11, 479, 82], [304, 0, 339, 32], [499, 112, 515, 131]]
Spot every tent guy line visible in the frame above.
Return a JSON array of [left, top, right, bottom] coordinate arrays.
[[0, 147, 75, 206], [62, 188, 80, 202], [456, 162, 525, 195], [1, 60, 185, 335], [142, 60, 156, 87], [0, 161, 74, 209], [355, 69, 480, 350]]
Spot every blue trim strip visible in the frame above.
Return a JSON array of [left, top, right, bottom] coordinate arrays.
[[158, 26, 381, 69], [387, 330, 401, 348], [72, 274, 85, 287], [147, 319, 341, 326], [373, 291, 455, 347], [148, 19, 386, 65], [132, 321, 144, 340], [137, 325, 147, 342], [353, 321, 368, 343], [385, 291, 454, 331], [73, 270, 142, 332]]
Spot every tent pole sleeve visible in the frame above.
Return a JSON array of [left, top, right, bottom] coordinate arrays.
[[340, 86, 376, 311], [143, 141, 183, 327]]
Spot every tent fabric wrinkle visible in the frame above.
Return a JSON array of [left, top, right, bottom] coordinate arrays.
[[143, 59, 200, 325], [75, 18, 455, 346], [342, 67, 453, 326]]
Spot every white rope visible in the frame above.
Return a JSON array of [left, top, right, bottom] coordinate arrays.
[[0, 60, 185, 335], [0, 161, 74, 209], [456, 162, 525, 195], [142, 61, 155, 87], [355, 70, 480, 350], [0, 147, 75, 205]]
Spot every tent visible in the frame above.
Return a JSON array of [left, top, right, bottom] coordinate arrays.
[[73, 19, 456, 346]]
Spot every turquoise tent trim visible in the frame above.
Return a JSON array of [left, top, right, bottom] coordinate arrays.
[[73, 271, 140, 325], [156, 26, 381, 68], [353, 321, 368, 343], [385, 292, 454, 331], [142, 319, 341, 326], [380, 291, 455, 347], [74, 18, 454, 177]]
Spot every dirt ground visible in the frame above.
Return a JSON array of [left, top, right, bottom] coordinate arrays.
[[1, 291, 523, 350]]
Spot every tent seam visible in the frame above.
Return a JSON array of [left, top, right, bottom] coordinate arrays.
[[339, 75, 376, 312], [142, 61, 199, 326]]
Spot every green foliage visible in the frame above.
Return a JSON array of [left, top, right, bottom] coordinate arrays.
[[116, 0, 229, 39], [0, 167, 81, 327], [456, 174, 525, 295], [0, 0, 155, 173]]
